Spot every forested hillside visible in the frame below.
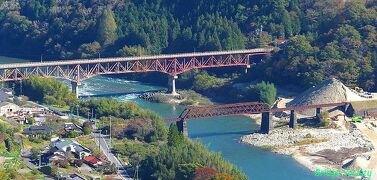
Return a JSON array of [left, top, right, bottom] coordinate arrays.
[[1, 0, 377, 90]]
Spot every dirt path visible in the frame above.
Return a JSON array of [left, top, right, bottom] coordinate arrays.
[[356, 123, 377, 174]]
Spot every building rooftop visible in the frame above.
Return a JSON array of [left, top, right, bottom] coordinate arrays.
[[51, 139, 91, 154], [350, 100, 377, 111]]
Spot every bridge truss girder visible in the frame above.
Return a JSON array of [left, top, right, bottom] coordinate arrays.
[[0, 52, 270, 82]]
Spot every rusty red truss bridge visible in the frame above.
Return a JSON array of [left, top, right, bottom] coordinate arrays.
[[0, 48, 274, 82], [165, 102, 349, 122]]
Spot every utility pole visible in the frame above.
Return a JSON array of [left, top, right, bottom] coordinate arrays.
[[20, 79, 23, 95], [98, 131, 101, 151], [76, 105, 79, 117], [40, 54, 43, 62], [87, 109, 90, 121], [39, 154, 41, 167], [109, 116, 112, 149]]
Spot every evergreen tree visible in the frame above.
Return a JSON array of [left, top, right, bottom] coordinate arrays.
[[167, 124, 184, 147], [97, 9, 118, 46]]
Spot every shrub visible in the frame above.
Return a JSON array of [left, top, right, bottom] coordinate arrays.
[[318, 111, 330, 127], [246, 81, 277, 106]]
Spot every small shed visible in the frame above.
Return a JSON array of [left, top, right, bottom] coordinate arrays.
[[346, 100, 377, 118]]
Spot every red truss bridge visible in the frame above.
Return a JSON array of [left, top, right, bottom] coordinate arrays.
[[0, 48, 274, 97], [166, 102, 350, 136]]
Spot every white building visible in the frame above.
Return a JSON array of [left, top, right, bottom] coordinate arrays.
[[0, 102, 20, 117]]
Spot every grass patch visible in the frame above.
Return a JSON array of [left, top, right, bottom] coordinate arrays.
[[50, 105, 71, 113], [293, 138, 327, 146], [179, 90, 213, 105], [259, 145, 276, 151], [75, 135, 104, 157], [22, 136, 49, 151]]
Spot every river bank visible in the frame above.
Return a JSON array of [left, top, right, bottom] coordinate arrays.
[[240, 113, 377, 178], [139, 90, 213, 105]]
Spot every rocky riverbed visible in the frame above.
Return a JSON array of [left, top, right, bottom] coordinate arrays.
[[241, 125, 374, 171], [140, 90, 212, 105]]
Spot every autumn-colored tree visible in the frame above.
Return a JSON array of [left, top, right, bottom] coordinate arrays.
[[193, 167, 218, 180]]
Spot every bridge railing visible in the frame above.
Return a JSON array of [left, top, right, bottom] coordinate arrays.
[[0, 47, 275, 69]]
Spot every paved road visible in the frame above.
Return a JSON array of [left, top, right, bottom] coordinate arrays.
[[93, 132, 132, 180]]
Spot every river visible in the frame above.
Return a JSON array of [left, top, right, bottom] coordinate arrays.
[[0, 57, 323, 179], [79, 76, 323, 180]]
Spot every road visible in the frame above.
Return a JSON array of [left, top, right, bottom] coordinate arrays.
[[93, 132, 132, 180]]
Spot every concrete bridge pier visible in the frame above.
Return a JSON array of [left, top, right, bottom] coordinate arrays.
[[245, 64, 251, 74], [168, 75, 179, 96], [71, 81, 81, 98], [289, 110, 297, 128], [176, 119, 188, 137], [261, 112, 273, 134], [316, 107, 321, 121]]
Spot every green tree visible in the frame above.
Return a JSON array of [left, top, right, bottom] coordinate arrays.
[[77, 42, 101, 58], [167, 124, 184, 147], [82, 121, 93, 135], [193, 73, 226, 92], [247, 81, 277, 106], [30, 147, 40, 162], [117, 45, 148, 57], [97, 9, 118, 46]]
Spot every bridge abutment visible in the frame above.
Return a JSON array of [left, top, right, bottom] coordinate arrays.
[[261, 112, 273, 134], [168, 75, 179, 96], [176, 119, 188, 137], [71, 81, 81, 98], [289, 110, 297, 128]]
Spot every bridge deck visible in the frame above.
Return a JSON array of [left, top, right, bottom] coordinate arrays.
[[0, 48, 274, 69], [166, 102, 349, 122]]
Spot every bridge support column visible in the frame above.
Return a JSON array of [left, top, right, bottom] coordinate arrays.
[[168, 75, 179, 96], [71, 81, 81, 99], [245, 64, 251, 74], [316, 108, 321, 121], [289, 110, 297, 128], [261, 112, 273, 134], [176, 119, 188, 137]]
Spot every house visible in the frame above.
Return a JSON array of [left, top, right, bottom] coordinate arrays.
[[34, 116, 46, 125], [48, 153, 67, 164], [0, 102, 19, 117], [19, 107, 46, 116], [83, 155, 103, 167], [50, 139, 91, 159], [346, 100, 377, 118], [23, 125, 52, 137], [63, 122, 83, 134], [273, 38, 288, 46], [11, 116, 28, 124]]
